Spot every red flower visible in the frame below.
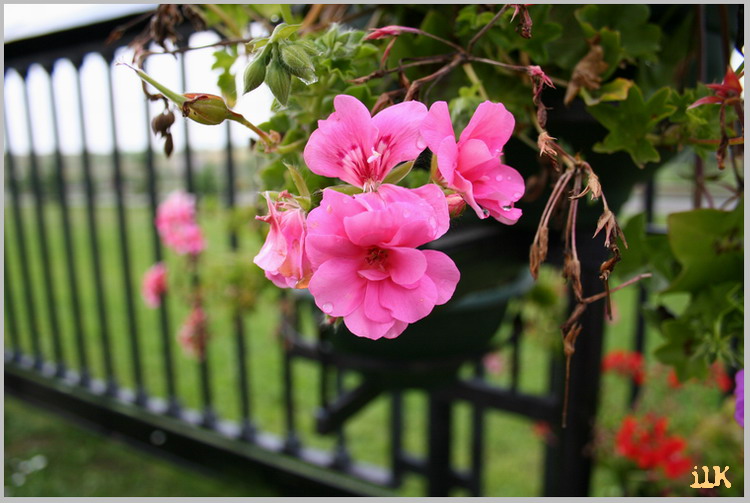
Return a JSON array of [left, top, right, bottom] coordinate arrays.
[[710, 362, 732, 393], [615, 415, 692, 480], [602, 350, 645, 385], [689, 67, 743, 108]]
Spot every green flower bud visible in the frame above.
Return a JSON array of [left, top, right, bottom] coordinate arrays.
[[243, 56, 267, 94], [181, 93, 232, 125], [266, 58, 291, 106], [279, 43, 315, 80]]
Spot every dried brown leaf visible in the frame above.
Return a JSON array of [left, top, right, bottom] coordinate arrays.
[[564, 43, 608, 106]]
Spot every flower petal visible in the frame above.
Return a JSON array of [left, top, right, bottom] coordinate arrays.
[[303, 95, 376, 186], [421, 101, 456, 154], [343, 209, 397, 247], [344, 303, 403, 340], [371, 100, 428, 180], [308, 258, 365, 317], [422, 250, 460, 305], [387, 247, 427, 286], [379, 276, 438, 323], [458, 101, 515, 157], [363, 281, 393, 322]]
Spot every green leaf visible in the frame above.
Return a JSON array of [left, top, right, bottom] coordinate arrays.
[[580, 77, 633, 105], [284, 163, 311, 200], [212, 48, 239, 107], [664, 202, 743, 293], [382, 161, 414, 185], [270, 23, 302, 43], [588, 85, 676, 167], [576, 5, 661, 62]]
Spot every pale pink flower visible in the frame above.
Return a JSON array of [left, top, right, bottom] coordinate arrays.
[[305, 183, 460, 340], [483, 352, 505, 376], [303, 95, 428, 190], [421, 101, 524, 225], [364, 25, 419, 40], [141, 262, 167, 308], [253, 192, 313, 289], [178, 306, 208, 359], [155, 191, 205, 255]]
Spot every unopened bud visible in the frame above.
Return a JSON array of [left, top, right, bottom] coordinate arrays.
[[446, 193, 467, 218], [243, 56, 267, 94], [181, 93, 232, 125], [279, 43, 315, 80], [266, 58, 291, 106]]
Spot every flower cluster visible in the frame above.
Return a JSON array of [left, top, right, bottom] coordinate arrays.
[[253, 95, 524, 340], [615, 415, 692, 480], [178, 306, 209, 360], [602, 349, 645, 385], [155, 191, 205, 256], [666, 361, 733, 392]]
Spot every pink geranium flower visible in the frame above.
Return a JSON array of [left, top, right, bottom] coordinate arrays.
[[303, 95, 428, 190], [178, 306, 208, 359], [305, 183, 460, 340], [155, 191, 205, 255], [421, 101, 524, 225], [253, 191, 313, 289], [141, 262, 167, 308]]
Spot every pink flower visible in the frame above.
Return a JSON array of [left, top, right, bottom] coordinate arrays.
[[178, 307, 208, 359], [155, 191, 205, 255], [141, 262, 167, 308], [253, 192, 313, 289], [421, 101, 524, 225], [303, 95, 428, 190], [305, 183, 460, 340], [364, 25, 419, 40]]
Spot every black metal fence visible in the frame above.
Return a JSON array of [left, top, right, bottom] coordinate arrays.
[[5, 13, 624, 496]]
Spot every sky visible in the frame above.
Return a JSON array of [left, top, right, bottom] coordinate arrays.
[[4, 4, 275, 156]]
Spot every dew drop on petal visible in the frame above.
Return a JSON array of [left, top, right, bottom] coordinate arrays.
[[495, 175, 503, 181], [326, 204, 332, 213], [416, 137, 426, 150], [513, 192, 521, 199], [482, 209, 491, 217], [428, 216, 437, 229], [321, 302, 333, 314], [502, 205, 512, 211]]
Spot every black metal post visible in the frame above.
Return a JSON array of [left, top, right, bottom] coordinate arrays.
[[426, 391, 454, 496], [4, 244, 22, 362], [225, 121, 255, 440], [389, 391, 404, 487], [103, 55, 147, 404], [4, 107, 43, 369], [469, 360, 486, 496], [44, 60, 90, 386], [21, 67, 66, 377], [142, 92, 181, 417], [73, 56, 118, 396]]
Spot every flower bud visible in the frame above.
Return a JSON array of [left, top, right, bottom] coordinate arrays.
[[181, 93, 232, 125], [243, 56, 267, 94], [266, 58, 291, 106], [279, 43, 315, 80], [446, 193, 466, 218]]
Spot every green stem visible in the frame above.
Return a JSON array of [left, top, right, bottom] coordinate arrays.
[[228, 111, 273, 145], [120, 63, 187, 106], [462, 63, 489, 101]]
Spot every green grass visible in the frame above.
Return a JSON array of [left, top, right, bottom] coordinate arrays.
[[4, 395, 279, 497], [4, 201, 741, 496]]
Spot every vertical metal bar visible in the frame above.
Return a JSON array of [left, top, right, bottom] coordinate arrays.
[[143, 95, 180, 416], [225, 121, 254, 440], [104, 56, 146, 404], [21, 67, 66, 377], [510, 314, 523, 392], [4, 108, 43, 369], [469, 360, 485, 496], [282, 295, 301, 454], [630, 179, 655, 406], [4, 245, 22, 362], [73, 57, 117, 395], [427, 391, 453, 496], [180, 55, 215, 428], [45, 61, 90, 386], [332, 368, 351, 469], [542, 237, 607, 496], [389, 390, 404, 487]]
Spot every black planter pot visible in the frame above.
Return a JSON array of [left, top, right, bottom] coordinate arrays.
[[315, 212, 535, 390]]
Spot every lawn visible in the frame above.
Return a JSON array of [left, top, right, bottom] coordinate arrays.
[[4, 195, 739, 496]]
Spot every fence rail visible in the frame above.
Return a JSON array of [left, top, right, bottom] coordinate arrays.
[[4, 12, 619, 496]]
